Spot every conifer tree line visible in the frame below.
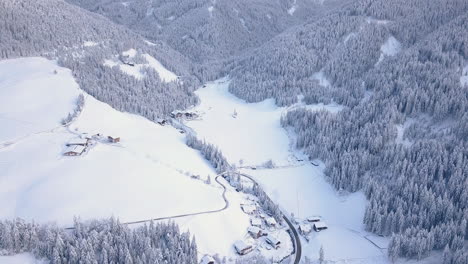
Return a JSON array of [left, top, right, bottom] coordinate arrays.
[[261, 0, 468, 261], [0, 218, 198, 264], [186, 135, 231, 174]]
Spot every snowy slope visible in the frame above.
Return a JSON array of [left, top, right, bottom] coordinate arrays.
[[0, 57, 256, 260], [0, 58, 80, 143], [186, 79, 389, 263]]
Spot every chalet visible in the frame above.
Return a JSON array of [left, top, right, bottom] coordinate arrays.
[[234, 240, 253, 255], [108, 136, 121, 143], [313, 221, 328, 232], [265, 217, 277, 227], [307, 216, 321, 223], [200, 255, 215, 264], [64, 145, 86, 156], [266, 235, 281, 249], [247, 226, 263, 239], [250, 218, 262, 227], [299, 224, 312, 235], [241, 204, 257, 214]]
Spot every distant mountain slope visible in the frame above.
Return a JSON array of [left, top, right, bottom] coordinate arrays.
[[0, 0, 198, 119], [66, 0, 354, 64]]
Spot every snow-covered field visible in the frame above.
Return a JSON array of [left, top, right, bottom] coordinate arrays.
[[0, 58, 80, 143], [186, 79, 390, 263], [0, 58, 251, 260]]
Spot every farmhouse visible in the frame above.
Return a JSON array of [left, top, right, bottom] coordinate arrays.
[[313, 221, 328, 232], [299, 224, 312, 235], [247, 226, 263, 239], [266, 235, 281, 249], [64, 145, 86, 156], [108, 136, 120, 143], [241, 204, 257, 214], [265, 217, 277, 227], [250, 218, 262, 227], [200, 255, 215, 264], [234, 240, 253, 255]]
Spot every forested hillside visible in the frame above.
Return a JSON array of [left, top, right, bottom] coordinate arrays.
[[0, 0, 198, 120], [0, 218, 198, 263], [66, 0, 354, 65], [227, 0, 468, 261]]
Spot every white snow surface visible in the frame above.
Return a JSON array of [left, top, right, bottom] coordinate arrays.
[[104, 50, 177, 82], [0, 253, 45, 264], [0, 57, 254, 261], [377, 36, 402, 64], [311, 71, 331, 87], [0, 57, 80, 143], [461, 65, 468, 86], [186, 79, 390, 263], [83, 41, 98, 47]]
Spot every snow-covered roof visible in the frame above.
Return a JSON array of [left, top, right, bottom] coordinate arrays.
[[247, 226, 261, 234], [266, 217, 277, 226], [200, 255, 215, 264], [234, 240, 251, 251], [307, 216, 321, 222], [64, 145, 86, 153], [266, 235, 280, 245], [241, 204, 257, 214], [314, 221, 328, 229], [250, 218, 262, 227]]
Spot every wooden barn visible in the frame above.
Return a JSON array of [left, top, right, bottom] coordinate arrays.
[[108, 136, 120, 143]]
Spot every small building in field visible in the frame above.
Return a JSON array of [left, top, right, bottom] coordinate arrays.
[[157, 119, 167, 126], [66, 140, 88, 147], [200, 255, 215, 264], [307, 216, 321, 223], [108, 136, 120, 143], [241, 204, 257, 214], [299, 224, 312, 235], [313, 221, 328, 232], [266, 235, 281, 249], [64, 145, 86, 156], [265, 217, 277, 227], [250, 218, 262, 227], [247, 226, 264, 239], [234, 240, 253, 255]]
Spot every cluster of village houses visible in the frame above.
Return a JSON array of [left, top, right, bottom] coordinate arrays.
[[297, 216, 328, 240], [63, 133, 120, 156], [231, 200, 282, 256]]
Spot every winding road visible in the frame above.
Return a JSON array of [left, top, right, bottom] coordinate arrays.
[[65, 175, 229, 230]]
